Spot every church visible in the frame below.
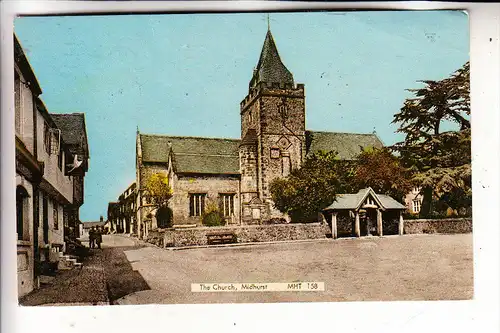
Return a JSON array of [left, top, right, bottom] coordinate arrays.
[[135, 28, 383, 238]]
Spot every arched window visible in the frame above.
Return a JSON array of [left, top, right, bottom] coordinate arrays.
[[16, 186, 29, 241]]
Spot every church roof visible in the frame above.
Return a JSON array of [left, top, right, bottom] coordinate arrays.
[[140, 130, 383, 175], [305, 131, 384, 160], [140, 134, 240, 175], [249, 29, 294, 89]]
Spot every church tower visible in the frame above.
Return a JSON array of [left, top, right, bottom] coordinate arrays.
[[239, 28, 305, 224]]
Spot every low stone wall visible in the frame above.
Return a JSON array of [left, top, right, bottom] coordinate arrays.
[[160, 223, 330, 247], [145, 230, 165, 248], [403, 218, 472, 235]]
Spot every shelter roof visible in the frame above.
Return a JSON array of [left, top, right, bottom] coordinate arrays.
[[324, 188, 406, 211]]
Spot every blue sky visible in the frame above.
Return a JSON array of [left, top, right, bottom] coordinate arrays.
[[14, 11, 469, 221]]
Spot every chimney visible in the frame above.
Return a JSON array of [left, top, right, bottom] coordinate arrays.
[[100, 215, 103, 222]]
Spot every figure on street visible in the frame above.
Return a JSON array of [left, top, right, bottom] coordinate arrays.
[[89, 227, 96, 249], [96, 226, 103, 249]]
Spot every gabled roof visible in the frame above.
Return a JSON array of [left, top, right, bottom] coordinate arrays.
[[140, 130, 384, 175], [51, 113, 89, 156], [249, 29, 294, 89], [324, 188, 406, 211], [306, 131, 384, 160], [140, 134, 240, 175], [377, 194, 407, 210]]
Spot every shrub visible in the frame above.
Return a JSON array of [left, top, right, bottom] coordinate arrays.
[[201, 199, 225, 227]]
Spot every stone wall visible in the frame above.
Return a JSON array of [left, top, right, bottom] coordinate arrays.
[[403, 218, 472, 234], [171, 175, 241, 226], [159, 222, 329, 247]]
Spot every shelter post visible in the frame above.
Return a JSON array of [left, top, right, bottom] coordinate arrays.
[[398, 211, 404, 235], [354, 210, 360, 237], [331, 212, 338, 239], [377, 209, 383, 236]]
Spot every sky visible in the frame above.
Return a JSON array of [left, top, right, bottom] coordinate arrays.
[[14, 11, 469, 221]]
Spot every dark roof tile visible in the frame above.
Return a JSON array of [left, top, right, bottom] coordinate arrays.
[[249, 30, 294, 89], [306, 131, 384, 160], [51, 113, 88, 155], [140, 134, 240, 175]]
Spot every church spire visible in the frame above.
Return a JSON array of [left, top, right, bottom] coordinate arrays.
[[249, 28, 294, 90]]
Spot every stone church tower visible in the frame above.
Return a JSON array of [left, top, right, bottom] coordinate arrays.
[[239, 28, 305, 223]]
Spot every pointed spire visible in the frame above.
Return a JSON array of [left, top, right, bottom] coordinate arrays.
[[249, 28, 294, 90]]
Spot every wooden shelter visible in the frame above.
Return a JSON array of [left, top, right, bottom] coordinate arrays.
[[322, 187, 406, 239]]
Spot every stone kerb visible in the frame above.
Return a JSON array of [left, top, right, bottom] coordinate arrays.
[[160, 223, 329, 248], [403, 218, 472, 235]]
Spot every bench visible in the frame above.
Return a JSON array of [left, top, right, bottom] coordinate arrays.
[[206, 232, 237, 245]]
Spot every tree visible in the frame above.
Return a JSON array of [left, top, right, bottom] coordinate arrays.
[[353, 147, 413, 202], [270, 150, 354, 222], [145, 173, 173, 209], [392, 62, 471, 217]]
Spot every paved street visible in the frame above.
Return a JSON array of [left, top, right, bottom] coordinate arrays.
[[20, 233, 473, 305], [116, 233, 473, 304]]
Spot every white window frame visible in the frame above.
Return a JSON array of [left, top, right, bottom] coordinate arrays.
[[220, 193, 235, 217], [189, 193, 206, 217], [412, 199, 421, 213]]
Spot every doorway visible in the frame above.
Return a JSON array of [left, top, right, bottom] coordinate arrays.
[[360, 208, 378, 236]]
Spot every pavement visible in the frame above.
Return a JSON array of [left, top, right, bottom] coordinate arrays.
[[19, 234, 140, 306], [19, 248, 109, 306]]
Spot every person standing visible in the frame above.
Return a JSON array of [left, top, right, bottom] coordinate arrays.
[[96, 226, 103, 249], [89, 227, 96, 249]]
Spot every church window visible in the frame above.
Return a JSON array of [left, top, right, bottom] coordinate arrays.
[[279, 104, 287, 120], [219, 194, 235, 217], [189, 193, 206, 217]]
